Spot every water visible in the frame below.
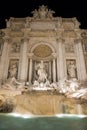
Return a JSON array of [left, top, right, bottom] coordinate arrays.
[[77, 104, 83, 114], [0, 113, 87, 130]]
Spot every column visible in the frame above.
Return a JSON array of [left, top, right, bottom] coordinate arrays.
[[28, 53, 33, 83], [75, 39, 87, 81], [0, 37, 11, 82], [48, 61, 52, 82], [52, 53, 56, 82], [19, 38, 28, 81], [57, 38, 65, 80]]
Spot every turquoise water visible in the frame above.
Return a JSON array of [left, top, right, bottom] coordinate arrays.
[[0, 114, 87, 130]]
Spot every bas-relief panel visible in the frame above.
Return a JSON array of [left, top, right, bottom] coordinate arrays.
[[30, 22, 55, 30], [10, 43, 21, 53], [62, 22, 74, 30], [62, 30, 77, 38], [65, 43, 74, 53]]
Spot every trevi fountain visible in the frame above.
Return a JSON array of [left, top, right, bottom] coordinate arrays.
[[0, 5, 87, 130]]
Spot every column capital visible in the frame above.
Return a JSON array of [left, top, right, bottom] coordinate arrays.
[[56, 38, 65, 43], [74, 39, 82, 44], [52, 53, 57, 58], [21, 38, 29, 43], [3, 36, 12, 43], [28, 53, 34, 58]]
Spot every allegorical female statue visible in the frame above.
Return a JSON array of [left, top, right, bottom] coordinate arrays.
[[67, 61, 77, 79], [36, 61, 47, 82]]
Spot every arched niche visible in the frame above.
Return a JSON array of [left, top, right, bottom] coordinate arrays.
[[28, 42, 57, 83]]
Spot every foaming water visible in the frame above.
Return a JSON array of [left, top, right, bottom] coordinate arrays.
[[6, 112, 87, 119], [7, 113, 34, 118], [55, 114, 87, 118]]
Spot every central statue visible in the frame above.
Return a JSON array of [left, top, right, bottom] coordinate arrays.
[[37, 60, 47, 82]]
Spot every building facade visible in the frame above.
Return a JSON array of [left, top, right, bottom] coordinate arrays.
[[0, 5, 87, 85]]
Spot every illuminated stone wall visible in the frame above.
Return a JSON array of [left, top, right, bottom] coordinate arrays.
[[0, 5, 87, 84]]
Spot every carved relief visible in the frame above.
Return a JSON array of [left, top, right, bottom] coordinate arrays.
[[10, 43, 21, 53], [65, 43, 74, 53], [62, 30, 77, 38], [8, 59, 19, 78], [33, 44, 52, 58], [31, 5, 55, 20], [6, 17, 24, 31], [66, 60, 77, 79]]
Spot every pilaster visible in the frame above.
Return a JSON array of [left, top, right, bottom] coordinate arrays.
[[0, 37, 11, 82], [57, 38, 65, 80], [75, 39, 87, 81], [19, 38, 28, 81]]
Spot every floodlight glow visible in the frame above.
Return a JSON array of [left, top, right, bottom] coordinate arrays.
[[55, 114, 87, 118], [7, 113, 34, 118]]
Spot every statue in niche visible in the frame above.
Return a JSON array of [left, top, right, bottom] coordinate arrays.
[[36, 61, 47, 82], [11, 43, 20, 53], [67, 60, 77, 79], [8, 62, 18, 78]]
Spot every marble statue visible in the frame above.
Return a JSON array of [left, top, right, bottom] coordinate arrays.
[[31, 9, 39, 19], [8, 63, 18, 78], [67, 61, 76, 79], [37, 61, 47, 82], [32, 5, 55, 19], [4, 77, 25, 90]]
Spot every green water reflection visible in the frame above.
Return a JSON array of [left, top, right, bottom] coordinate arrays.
[[0, 114, 87, 130]]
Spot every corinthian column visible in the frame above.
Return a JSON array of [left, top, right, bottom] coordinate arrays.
[[75, 39, 87, 81], [0, 37, 11, 82], [28, 53, 33, 84], [19, 38, 28, 81], [57, 38, 65, 80], [52, 53, 57, 82]]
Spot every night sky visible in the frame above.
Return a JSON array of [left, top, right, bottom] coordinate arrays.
[[0, 0, 87, 29]]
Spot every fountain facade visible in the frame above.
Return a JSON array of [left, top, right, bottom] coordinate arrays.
[[0, 5, 87, 115]]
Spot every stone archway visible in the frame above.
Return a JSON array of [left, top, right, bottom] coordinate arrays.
[[28, 42, 57, 83]]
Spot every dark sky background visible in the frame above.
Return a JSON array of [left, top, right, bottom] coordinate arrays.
[[0, 0, 87, 29]]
